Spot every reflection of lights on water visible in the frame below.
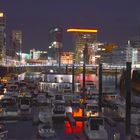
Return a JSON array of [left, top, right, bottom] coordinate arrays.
[[65, 121, 83, 134], [64, 109, 85, 134]]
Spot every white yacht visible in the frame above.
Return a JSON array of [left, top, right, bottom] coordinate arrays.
[[0, 123, 8, 139], [53, 94, 65, 104], [62, 86, 72, 93], [18, 91, 32, 98], [38, 107, 52, 123], [85, 92, 99, 104], [38, 122, 55, 138], [85, 81, 96, 89], [37, 93, 49, 104], [114, 95, 125, 106], [64, 94, 80, 105], [6, 84, 19, 97], [134, 126, 140, 137], [131, 113, 140, 125], [102, 85, 115, 94], [117, 101, 125, 119], [84, 117, 108, 140], [4, 105, 19, 117], [19, 97, 31, 111], [6, 79, 17, 86], [84, 104, 99, 117], [52, 102, 66, 117], [18, 80, 27, 90], [1, 92, 16, 105]]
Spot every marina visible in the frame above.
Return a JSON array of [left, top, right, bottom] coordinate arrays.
[[0, 1, 140, 139], [0, 71, 139, 140]]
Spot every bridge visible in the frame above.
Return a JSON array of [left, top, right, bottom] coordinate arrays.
[[0, 63, 125, 78], [16, 63, 125, 69]]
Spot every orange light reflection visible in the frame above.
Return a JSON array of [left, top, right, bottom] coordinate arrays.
[[65, 121, 83, 134]]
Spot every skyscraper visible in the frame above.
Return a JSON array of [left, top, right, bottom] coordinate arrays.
[[11, 30, 22, 61], [67, 28, 97, 64], [130, 37, 140, 63], [48, 27, 63, 64], [0, 12, 6, 65]]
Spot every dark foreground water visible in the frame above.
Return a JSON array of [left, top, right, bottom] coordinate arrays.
[[4, 118, 128, 140], [6, 120, 87, 140]]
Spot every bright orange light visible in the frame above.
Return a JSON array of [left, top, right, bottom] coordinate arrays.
[[72, 108, 83, 117], [67, 28, 98, 33], [0, 12, 4, 17]]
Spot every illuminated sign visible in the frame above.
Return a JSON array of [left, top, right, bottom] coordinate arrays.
[[67, 28, 98, 33]]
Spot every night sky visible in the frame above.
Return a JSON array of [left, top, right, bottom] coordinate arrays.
[[0, 0, 140, 52]]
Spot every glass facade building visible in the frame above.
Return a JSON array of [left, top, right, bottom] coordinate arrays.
[[67, 28, 97, 64], [0, 12, 6, 65], [11, 30, 22, 61], [48, 27, 63, 64]]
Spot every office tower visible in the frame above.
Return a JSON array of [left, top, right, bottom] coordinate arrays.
[[48, 27, 63, 64], [30, 49, 47, 60], [11, 30, 22, 61], [67, 28, 97, 64], [0, 12, 6, 65], [60, 52, 74, 64], [130, 37, 140, 63]]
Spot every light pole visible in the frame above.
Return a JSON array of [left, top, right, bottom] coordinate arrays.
[[72, 64, 75, 95], [125, 62, 131, 140], [115, 67, 118, 90], [98, 63, 102, 113], [82, 44, 87, 100], [19, 40, 22, 65]]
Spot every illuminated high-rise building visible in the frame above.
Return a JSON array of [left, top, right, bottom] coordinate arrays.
[[60, 52, 74, 64], [48, 27, 63, 64], [0, 12, 6, 65], [67, 28, 97, 64], [11, 30, 22, 60], [30, 49, 47, 60], [130, 37, 140, 63]]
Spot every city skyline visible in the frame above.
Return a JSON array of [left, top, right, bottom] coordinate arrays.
[[0, 0, 140, 52]]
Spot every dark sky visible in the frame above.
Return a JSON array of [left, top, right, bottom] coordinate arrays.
[[0, 0, 140, 52]]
